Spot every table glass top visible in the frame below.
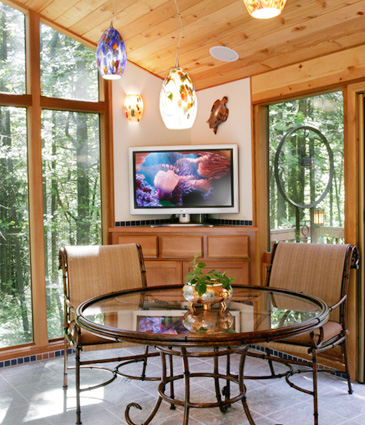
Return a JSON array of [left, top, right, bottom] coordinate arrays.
[[77, 285, 327, 343]]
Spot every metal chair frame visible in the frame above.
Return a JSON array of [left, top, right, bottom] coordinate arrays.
[[247, 242, 359, 425], [59, 244, 159, 425]]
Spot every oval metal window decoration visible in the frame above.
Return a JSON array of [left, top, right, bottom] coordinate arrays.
[[274, 125, 334, 209]]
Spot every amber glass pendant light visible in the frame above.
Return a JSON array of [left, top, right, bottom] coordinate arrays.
[[159, 0, 197, 130], [243, 0, 287, 19]]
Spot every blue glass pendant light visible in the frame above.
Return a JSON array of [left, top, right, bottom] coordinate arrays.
[[96, 1, 127, 80]]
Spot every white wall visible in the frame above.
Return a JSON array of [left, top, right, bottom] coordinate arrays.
[[191, 79, 252, 220], [113, 62, 191, 220], [113, 62, 252, 222]]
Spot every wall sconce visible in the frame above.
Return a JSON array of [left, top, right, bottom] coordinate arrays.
[[313, 209, 324, 225], [124, 94, 144, 122]]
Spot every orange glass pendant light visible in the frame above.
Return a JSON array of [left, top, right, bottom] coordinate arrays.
[[160, 67, 197, 130], [243, 0, 287, 19], [159, 0, 197, 129]]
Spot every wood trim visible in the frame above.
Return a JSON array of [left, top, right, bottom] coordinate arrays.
[[345, 82, 365, 382], [0, 93, 32, 107], [40, 96, 108, 113], [27, 11, 48, 348], [252, 104, 269, 285], [100, 80, 115, 244]]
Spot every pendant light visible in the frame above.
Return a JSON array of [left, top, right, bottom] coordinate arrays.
[[96, 0, 127, 80], [243, 0, 287, 19], [159, 0, 197, 130]]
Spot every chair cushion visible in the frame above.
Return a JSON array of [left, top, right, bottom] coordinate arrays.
[[67, 321, 114, 346], [280, 320, 343, 347]]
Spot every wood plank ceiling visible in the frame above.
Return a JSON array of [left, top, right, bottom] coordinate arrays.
[[10, 0, 365, 90]]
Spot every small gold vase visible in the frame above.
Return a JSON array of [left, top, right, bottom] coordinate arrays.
[[182, 282, 232, 312]]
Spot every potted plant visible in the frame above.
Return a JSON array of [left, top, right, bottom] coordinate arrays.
[[183, 254, 235, 309]]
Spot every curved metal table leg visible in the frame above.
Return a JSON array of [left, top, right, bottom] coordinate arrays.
[[239, 347, 255, 425]]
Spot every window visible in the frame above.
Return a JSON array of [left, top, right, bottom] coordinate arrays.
[[0, 4, 111, 353], [0, 106, 31, 347], [40, 24, 98, 101], [42, 110, 101, 338], [0, 3, 25, 94], [268, 92, 344, 245]]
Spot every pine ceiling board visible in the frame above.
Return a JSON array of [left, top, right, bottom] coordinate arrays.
[[79, 0, 163, 42], [20, 0, 54, 12], [190, 14, 365, 91], [122, 0, 225, 42], [118, 0, 179, 40], [194, 1, 365, 65], [68, 0, 136, 39], [134, 0, 363, 76], [39, 0, 81, 22], [261, 23, 365, 73], [56, 0, 109, 28], [200, 4, 365, 71], [192, 61, 270, 91], [126, 1, 244, 64]]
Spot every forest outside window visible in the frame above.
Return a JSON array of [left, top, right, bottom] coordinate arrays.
[[42, 110, 101, 339], [268, 92, 344, 246], [0, 1, 109, 352]]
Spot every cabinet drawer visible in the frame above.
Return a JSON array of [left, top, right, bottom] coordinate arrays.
[[207, 235, 249, 259], [145, 261, 182, 286], [183, 260, 250, 286], [161, 236, 203, 259], [113, 234, 158, 258]]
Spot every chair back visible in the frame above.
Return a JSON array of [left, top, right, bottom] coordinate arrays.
[[61, 244, 146, 311], [268, 242, 353, 322]]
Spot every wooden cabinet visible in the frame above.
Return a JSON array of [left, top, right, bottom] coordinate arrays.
[[110, 226, 258, 286]]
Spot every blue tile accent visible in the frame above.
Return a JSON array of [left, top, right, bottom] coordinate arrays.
[[5, 360, 10, 367], [17, 358, 23, 365], [0, 362, 3, 368], [115, 218, 253, 227], [30, 355, 36, 362]]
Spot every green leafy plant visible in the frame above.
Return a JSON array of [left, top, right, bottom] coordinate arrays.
[[185, 254, 236, 296]]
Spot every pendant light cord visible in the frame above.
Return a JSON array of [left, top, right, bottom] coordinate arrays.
[[110, 0, 115, 28], [174, 0, 183, 68]]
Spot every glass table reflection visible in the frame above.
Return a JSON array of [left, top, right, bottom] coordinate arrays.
[[76, 285, 328, 425]]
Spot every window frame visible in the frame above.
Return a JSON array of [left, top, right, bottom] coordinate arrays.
[[0, 5, 114, 360]]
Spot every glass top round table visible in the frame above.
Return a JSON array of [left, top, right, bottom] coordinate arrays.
[[76, 284, 329, 425], [76, 284, 329, 347]]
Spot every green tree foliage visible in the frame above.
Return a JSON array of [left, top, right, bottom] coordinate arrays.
[[0, 3, 25, 94], [40, 24, 101, 339], [0, 6, 101, 346]]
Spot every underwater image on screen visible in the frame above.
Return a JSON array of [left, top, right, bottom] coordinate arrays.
[[133, 149, 233, 208]]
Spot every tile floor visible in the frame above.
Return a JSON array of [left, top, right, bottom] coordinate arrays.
[[1, 346, 365, 425]]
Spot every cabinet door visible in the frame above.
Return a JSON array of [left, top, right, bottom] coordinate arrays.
[[207, 236, 249, 259], [112, 234, 158, 258], [183, 260, 250, 286], [145, 260, 182, 286], [160, 236, 203, 258]]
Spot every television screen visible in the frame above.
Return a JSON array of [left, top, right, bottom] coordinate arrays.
[[129, 144, 239, 216]]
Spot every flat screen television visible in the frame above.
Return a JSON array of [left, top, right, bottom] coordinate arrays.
[[129, 144, 239, 222]]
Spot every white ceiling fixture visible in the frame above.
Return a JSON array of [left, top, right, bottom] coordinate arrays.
[[209, 46, 239, 62]]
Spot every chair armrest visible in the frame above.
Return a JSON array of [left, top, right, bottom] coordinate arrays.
[[328, 295, 347, 312], [351, 246, 360, 270]]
